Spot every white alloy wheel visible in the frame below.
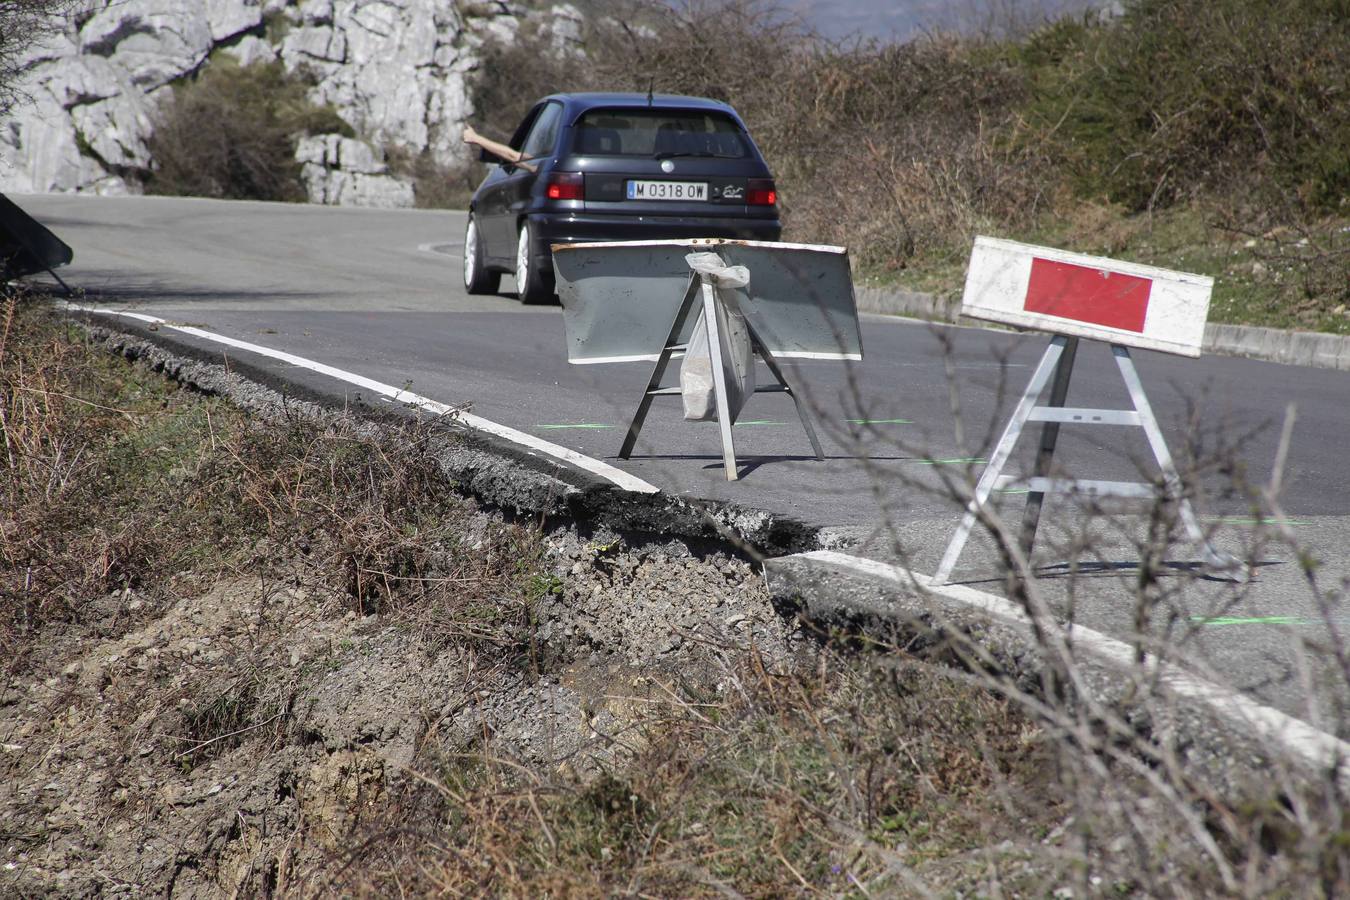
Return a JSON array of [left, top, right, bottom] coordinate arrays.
[[463, 217, 478, 287], [515, 224, 531, 298], [514, 221, 554, 303], [462, 214, 500, 294]]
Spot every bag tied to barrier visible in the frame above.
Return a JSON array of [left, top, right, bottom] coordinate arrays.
[[680, 252, 757, 422]]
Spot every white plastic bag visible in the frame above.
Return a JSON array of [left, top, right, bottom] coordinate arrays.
[[680, 253, 756, 422]]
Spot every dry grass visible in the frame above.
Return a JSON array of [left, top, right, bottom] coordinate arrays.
[[308, 621, 1349, 896], [0, 295, 541, 675], [314, 647, 1073, 897]]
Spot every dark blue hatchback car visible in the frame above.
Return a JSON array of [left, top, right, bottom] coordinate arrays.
[[463, 92, 782, 303]]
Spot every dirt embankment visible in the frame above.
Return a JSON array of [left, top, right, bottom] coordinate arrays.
[[0, 302, 811, 895], [4, 301, 1342, 896], [3, 519, 798, 895]]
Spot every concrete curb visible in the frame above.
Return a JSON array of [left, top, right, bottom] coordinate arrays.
[[855, 287, 1350, 371]]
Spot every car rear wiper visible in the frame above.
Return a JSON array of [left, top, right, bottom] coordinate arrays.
[[653, 151, 717, 160]]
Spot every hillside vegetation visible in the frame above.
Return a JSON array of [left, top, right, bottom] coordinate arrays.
[[4, 296, 1344, 895], [145, 58, 352, 202], [473, 0, 1349, 332]]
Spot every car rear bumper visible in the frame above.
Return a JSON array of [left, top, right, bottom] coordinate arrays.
[[530, 212, 782, 256]]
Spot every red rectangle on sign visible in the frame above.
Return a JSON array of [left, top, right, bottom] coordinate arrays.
[[1024, 258, 1151, 333]]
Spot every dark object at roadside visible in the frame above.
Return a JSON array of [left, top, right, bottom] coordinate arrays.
[[0, 192, 73, 289], [463, 92, 781, 304]]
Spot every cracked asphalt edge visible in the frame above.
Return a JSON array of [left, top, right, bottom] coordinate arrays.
[[69, 310, 821, 558]]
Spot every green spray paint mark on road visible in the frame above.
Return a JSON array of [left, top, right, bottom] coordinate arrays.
[[1205, 516, 1313, 527], [911, 457, 987, 466], [539, 417, 919, 429], [537, 423, 615, 430], [1193, 615, 1304, 627], [1190, 614, 1350, 628]]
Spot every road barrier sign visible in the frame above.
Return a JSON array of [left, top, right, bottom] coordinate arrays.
[[933, 238, 1239, 584], [962, 236, 1213, 357], [551, 238, 863, 364], [553, 239, 861, 480]]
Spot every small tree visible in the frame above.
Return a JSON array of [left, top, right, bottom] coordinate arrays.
[[0, 0, 76, 117]]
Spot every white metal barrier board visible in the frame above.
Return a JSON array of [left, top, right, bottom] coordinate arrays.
[[961, 236, 1213, 358], [551, 239, 863, 365]]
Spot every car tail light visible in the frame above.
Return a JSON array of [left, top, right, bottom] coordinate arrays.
[[747, 178, 777, 206], [546, 172, 584, 201]]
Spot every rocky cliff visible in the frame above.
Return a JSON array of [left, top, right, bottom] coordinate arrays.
[[0, 0, 578, 207]]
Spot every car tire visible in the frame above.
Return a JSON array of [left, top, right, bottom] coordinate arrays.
[[462, 214, 500, 295], [515, 221, 555, 305]]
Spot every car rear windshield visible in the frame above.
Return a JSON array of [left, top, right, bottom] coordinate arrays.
[[571, 108, 750, 158]]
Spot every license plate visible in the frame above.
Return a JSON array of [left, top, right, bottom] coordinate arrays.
[[626, 180, 708, 201]]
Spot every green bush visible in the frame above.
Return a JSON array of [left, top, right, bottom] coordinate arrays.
[[0, 1, 75, 117], [145, 58, 352, 202], [1018, 0, 1350, 213]]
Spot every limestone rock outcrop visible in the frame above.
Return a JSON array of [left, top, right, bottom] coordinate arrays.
[[296, 133, 414, 208], [0, 0, 576, 207]]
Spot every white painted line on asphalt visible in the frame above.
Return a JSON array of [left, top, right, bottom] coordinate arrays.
[[418, 241, 462, 258], [796, 549, 1350, 783], [66, 305, 660, 495]]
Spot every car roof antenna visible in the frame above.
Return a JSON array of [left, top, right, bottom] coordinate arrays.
[[646, 79, 654, 106]]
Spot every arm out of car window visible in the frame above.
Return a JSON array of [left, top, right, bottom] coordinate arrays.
[[463, 125, 537, 173]]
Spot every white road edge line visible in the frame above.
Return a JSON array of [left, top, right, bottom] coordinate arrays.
[[417, 241, 462, 258], [65, 304, 659, 495], [797, 549, 1350, 782]]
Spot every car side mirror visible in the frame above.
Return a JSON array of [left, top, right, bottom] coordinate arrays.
[[478, 147, 506, 165]]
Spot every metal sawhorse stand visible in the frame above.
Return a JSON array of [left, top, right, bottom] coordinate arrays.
[[932, 334, 1242, 584], [617, 269, 824, 481]]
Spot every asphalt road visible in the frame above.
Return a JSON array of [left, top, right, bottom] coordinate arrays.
[[21, 193, 1350, 731]]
